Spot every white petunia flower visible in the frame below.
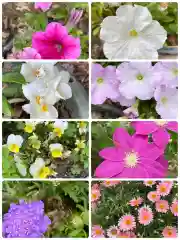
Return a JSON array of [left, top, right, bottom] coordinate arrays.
[[154, 86, 178, 119], [53, 120, 68, 137], [100, 5, 167, 59], [49, 143, 63, 158], [116, 62, 156, 100], [7, 134, 24, 153], [20, 62, 58, 83], [14, 154, 27, 177]]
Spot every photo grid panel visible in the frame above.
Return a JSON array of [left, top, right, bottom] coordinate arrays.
[[1, 0, 179, 239]]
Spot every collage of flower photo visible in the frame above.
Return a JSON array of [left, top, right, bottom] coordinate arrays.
[[1, 0, 179, 239]]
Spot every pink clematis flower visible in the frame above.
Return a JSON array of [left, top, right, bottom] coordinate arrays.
[[18, 47, 41, 59], [32, 22, 81, 59], [34, 2, 52, 12], [131, 121, 178, 150], [95, 128, 166, 178]]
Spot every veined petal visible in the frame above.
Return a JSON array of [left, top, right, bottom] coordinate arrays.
[[95, 160, 124, 178], [131, 122, 158, 135], [99, 147, 125, 161], [167, 122, 178, 132], [113, 128, 132, 148], [152, 128, 170, 149]]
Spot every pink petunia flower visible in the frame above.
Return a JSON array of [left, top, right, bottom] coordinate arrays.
[[101, 180, 121, 187], [91, 189, 101, 202], [118, 214, 136, 232], [131, 121, 177, 150], [92, 225, 105, 238], [32, 22, 81, 59], [156, 181, 173, 196], [95, 128, 165, 178], [107, 225, 119, 238], [18, 47, 41, 59], [162, 226, 177, 238], [147, 191, 160, 202], [143, 180, 156, 187], [170, 199, 178, 216], [34, 2, 52, 12], [138, 206, 153, 225], [156, 200, 169, 213], [129, 197, 143, 207]]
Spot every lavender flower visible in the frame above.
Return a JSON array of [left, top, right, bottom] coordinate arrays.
[[3, 200, 51, 238]]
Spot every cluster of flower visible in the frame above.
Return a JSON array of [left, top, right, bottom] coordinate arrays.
[[3, 200, 51, 238], [100, 5, 167, 59], [6, 121, 87, 178], [95, 121, 177, 178], [91, 181, 178, 238], [92, 62, 178, 119], [20, 62, 72, 118], [11, 2, 82, 59]]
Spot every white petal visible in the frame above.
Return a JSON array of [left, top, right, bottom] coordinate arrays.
[[49, 143, 63, 151], [44, 90, 58, 105], [15, 135, 24, 147], [20, 63, 35, 83], [40, 105, 58, 119], [56, 83, 72, 99], [22, 104, 32, 114], [59, 70, 70, 83], [15, 162, 27, 177], [7, 134, 16, 146], [29, 158, 45, 178]]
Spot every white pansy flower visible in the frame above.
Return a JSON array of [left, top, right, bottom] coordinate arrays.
[[77, 122, 88, 135], [20, 62, 58, 83], [154, 86, 178, 119], [29, 157, 52, 178], [100, 5, 167, 59], [22, 81, 58, 119], [14, 154, 27, 177], [49, 143, 63, 158], [24, 121, 37, 133], [53, 120, 68, 137], [52, 71, 72, 100], [7, 134, 24, 153], [63, 150, 72, 159]]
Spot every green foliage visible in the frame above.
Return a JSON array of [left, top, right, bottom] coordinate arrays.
[[3, 181, 89, 237], [92, 181, 178, 238], [2, 96, 13, 117], [3, 121, 89, 178], [2, 72, 26, 84], [91, 122, 178, 177], [92, 2, 178, 44]]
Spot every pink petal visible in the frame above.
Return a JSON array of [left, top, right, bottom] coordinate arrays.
[[131, 122, 158, 135], [45, 22, 68, 42], [113, 128, 132, 149], [115, 166, 149, 178], [166, 121, 178, 132], [60, 35, 81, 59], [99, 147, 124, 161], [152, 128, 170, 149], [95, 160, 124, 178], [144, 160, 168, 178]]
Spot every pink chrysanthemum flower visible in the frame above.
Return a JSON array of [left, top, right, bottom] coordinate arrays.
[[129, 197, 143, 207], [91, 202, 98, 212], [138, 206, 153, 226], [156, 200, 169, 213], [170, 199, 178, 216], [162, 226, 177, 238], [92, 225, 105, 238], [118, 214, 136, 232], [92, 183, 100, 190], [102, 180, 121, 187], [143, 180, 156, 187], [156, 181, 172, 196], [117, 231, 136, 238], [32, 22, 81, 59], [107, 225, 119, 238], [91, 189, 101, 202], [147, 191, 160, 202]]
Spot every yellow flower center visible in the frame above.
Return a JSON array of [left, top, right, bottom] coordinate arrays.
[[9, 144, 19, 153], [161, 97, 168, 105], [143, 214, 149, 220], [160, 186, 167, 193], [24, 125, 33, 133], [79, 122, 86, 128], [172, 68, 178, 76], [136, 74, 144, 81], [125, 219, 132, 225], [92, 193, 97, 199], [77, 142, 85, 149], [53, 128, 63, 137], [97, 77, 104, 84], [33, 69, 41, 78], [152, 194, 156, 199], [129, 29, 138, 37], [124, 151, 139, 168], [95, 229, 102, 235], [167, 230, 172, 236], [51, 149, 63, 158], [111, 229, 118, 235], [147, 181, 153, 185], [39, 167, 51, 178], [41, 104, 48, 112], [36, 96, 41, 105], [159, 204, 165, 209]]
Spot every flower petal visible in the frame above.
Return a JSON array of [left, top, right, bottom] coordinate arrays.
[[166, 121, 178, 132], [56, 82, 72, 99], [113, 128, 132, 148], [95, 160, 124, 178], [152, 128, 170, 149], [131, 122, 158, 135], [99, 147, 124, 161]]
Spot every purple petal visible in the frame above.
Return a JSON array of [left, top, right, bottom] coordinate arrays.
[[152, 128, 170, 149], [95, 160, 124, 178], [113, 128, 132, 149], [115, 166, 149, 178], [166, 121, 178, 132], [131, 121, 158, 135], [99, 147, 125, 161]]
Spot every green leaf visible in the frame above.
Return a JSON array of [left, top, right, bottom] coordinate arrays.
[[2, 145, 9, 162], [3, 72, 26, 84], [2, 96, 13, 117]]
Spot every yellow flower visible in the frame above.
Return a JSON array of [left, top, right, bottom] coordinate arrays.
[[39, 167, 52, 178], [24, 122, 36, 133], [53, 120, 68, 137], [78, 122, 88, 135], [49, 143, 63, 158], [7, 134, 24, 153], [75, 140, 86, 151]]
